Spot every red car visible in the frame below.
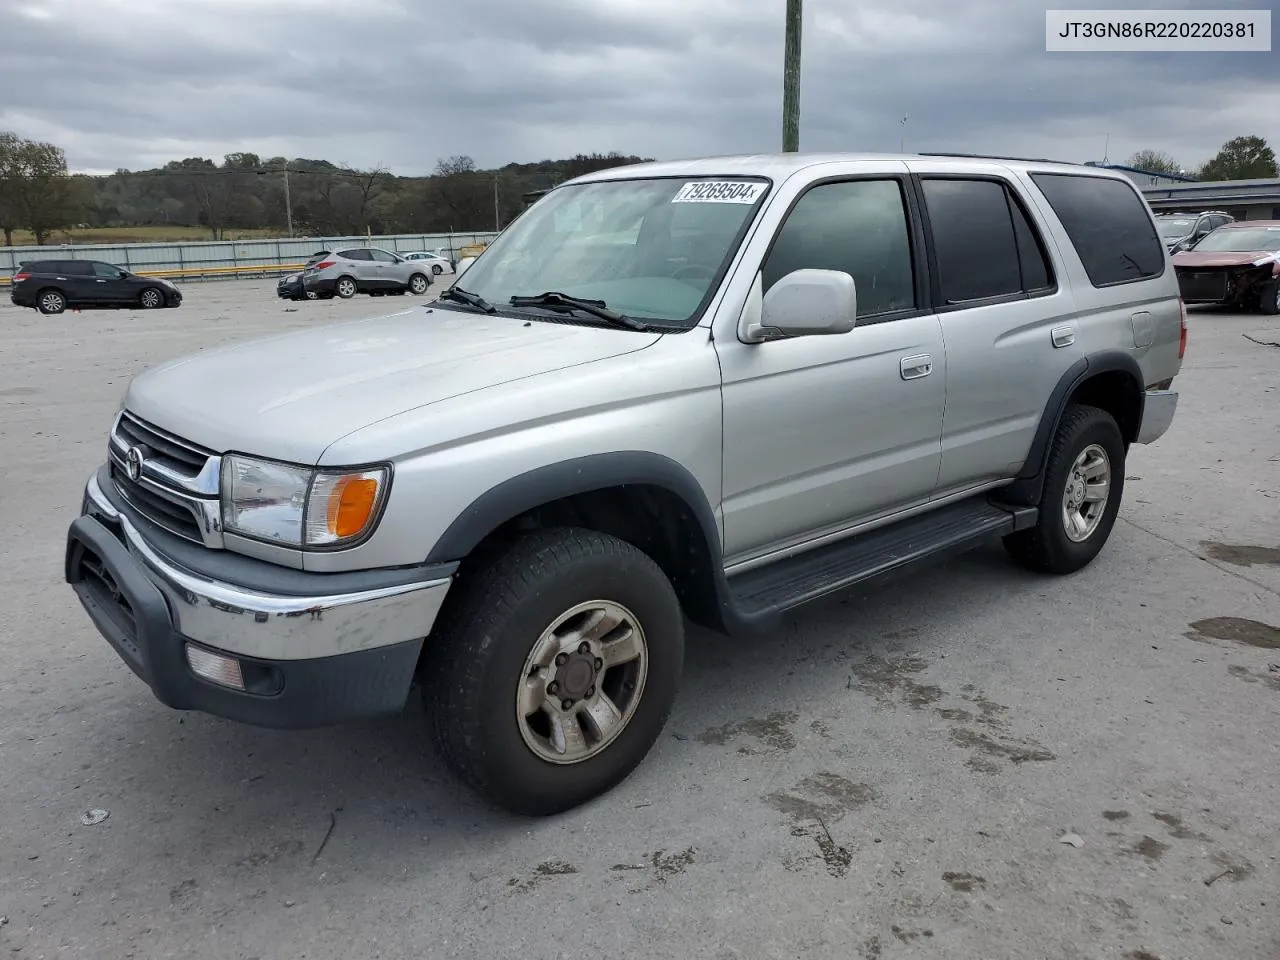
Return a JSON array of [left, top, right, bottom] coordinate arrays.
[[1172, 220, 1280, 315]]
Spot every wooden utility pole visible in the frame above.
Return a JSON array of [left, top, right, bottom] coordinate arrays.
[[782, 0, 802, 152]]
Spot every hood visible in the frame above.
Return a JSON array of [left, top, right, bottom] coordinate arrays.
[[1173, 250, 1276, 269], [124, 306, 662, 464]]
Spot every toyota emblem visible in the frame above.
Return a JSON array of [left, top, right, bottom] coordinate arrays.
[[125, 445, 146, 482]]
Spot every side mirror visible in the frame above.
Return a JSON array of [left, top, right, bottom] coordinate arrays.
[[748, 268, 858, 340]]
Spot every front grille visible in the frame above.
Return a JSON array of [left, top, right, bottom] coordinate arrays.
[[109, 462, 205, 541], [108, 411, 218, 545], [1177, 270, 1228, 302], [115, 412, 210, 475]]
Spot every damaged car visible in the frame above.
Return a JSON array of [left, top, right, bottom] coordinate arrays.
[[1172, 220, 1280, 315]]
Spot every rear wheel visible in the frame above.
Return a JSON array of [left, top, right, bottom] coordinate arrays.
[[1003, 403, 1125, 575], [138, 287, 164, 309], [37, 289, 66, 315], [423, 528, 684, 816], [335, 276, 357, 299], [1259, 278, 1280, 316], [408, 273, 430, 295]]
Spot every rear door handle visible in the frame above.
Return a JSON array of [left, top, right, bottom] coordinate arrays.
[[1051, 325, 1076, 348], [900, 354, 933, 380]]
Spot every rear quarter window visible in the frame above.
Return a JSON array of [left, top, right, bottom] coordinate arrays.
[[1030, 173, 1165, 287]]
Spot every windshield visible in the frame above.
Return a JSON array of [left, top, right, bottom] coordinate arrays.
[[1157, 218, 1195, 238], [1190, 226, 1280, 253], [449, 176, 770, 325]]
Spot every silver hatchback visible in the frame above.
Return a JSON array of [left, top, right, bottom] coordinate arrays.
[[302, 246, 434, 299]]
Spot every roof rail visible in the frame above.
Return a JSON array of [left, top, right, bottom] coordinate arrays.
[[915, 151, 1070, 164]]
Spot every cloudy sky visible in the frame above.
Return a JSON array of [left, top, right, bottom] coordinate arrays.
[[1, 0, 1275, 175]]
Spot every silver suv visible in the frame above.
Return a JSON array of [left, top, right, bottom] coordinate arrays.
[[65, 153, 1185, 816], [302, 246, 433, 299]]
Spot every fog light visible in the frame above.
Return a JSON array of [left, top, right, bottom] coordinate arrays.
[[186, 644, 245, 690]]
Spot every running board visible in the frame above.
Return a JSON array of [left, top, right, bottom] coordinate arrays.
[[726, 497, 1037, 620]]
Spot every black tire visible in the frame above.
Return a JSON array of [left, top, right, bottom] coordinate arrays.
[[37, 288, 66, 315], [335, 276, 357, 299], [1259, 279, 1280, 316], [408, 273, 430, 295], [138, 287, 164, 309], [423, 527, 685, 816], [1003, 403, 1125, 575], [431, 264, 443, 276]]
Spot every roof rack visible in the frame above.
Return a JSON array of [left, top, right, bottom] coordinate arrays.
[[915, 152, 1069, 164]]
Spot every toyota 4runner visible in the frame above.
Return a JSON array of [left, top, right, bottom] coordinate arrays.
[[64, 153, 1185, 815]]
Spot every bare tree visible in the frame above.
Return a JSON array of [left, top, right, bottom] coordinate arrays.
[[165, 158, 232, 239], [1127, 149, 1183, 176]]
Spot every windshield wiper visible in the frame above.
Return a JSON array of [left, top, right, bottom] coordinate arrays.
[[436, 286, 496, 313], [508, 291, 650, 331]]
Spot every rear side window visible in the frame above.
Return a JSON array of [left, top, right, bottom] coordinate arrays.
[[1030, 173, 1164, 286], [337, 249, 371, 261], [1009, 197, 1053, 291], [921, 179, 1022, 302], [919, 178, 1055, 304]]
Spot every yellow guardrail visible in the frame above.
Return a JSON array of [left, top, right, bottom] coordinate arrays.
[[1, 262, 309, 287]]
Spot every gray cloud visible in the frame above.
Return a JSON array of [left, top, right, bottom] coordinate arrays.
[[0, 0, 1274, 175]]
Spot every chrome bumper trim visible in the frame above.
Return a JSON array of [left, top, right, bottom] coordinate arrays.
[[84, 472, 451, 661]]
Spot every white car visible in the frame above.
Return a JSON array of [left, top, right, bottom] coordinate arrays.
[[399, 251, 452, 275]]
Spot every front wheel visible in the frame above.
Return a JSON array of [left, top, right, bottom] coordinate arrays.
[[423, 528, 684, 816], [408, 273, 430, 295], [138, 287, 164, 309], [1003, 403, 1125, 575], [431, 264, 443, 276]]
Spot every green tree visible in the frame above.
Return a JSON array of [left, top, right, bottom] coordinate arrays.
[[1197, 135, 1278, 181], [0, 131, 25, 245], [1127, 149, 1182, 176], [4, 137, 86, 244]]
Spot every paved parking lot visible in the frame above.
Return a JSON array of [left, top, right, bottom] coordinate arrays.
[[1, 279, 1277, 960]]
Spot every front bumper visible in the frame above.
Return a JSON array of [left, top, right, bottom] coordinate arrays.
[[65, 470, 455, 728], [1136, 388, 1178, 445]]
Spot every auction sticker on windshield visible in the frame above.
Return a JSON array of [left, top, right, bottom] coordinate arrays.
[[671, 181, 766, 204]]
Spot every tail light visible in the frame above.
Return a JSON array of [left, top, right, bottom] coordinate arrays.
[[314, 261, 334, 270], [13, 272, 30, 282], [1177, 297, 1188, 360]]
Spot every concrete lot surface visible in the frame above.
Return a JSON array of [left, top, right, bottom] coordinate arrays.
[[1, 280, 1278, 960]]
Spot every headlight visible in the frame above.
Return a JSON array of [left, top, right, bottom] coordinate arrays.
[[220, 454, 390, 549]]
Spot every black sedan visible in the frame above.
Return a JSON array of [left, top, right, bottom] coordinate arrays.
[[276, 272, 317, 301]]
